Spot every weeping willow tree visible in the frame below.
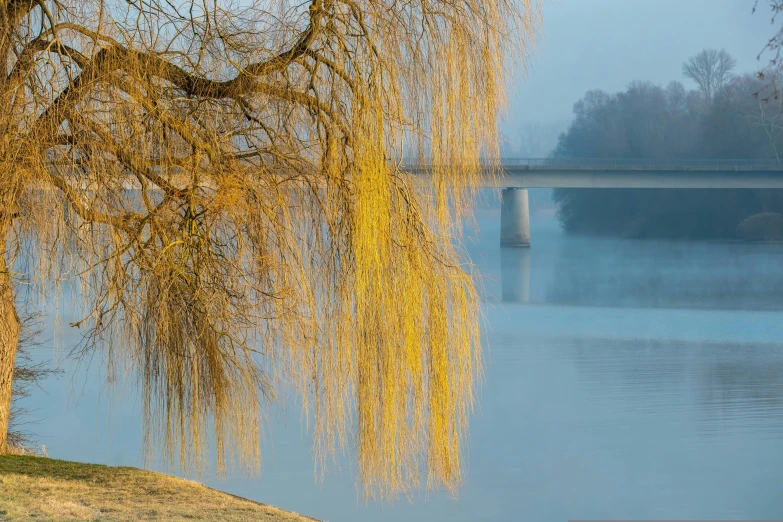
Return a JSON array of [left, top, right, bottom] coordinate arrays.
[[0, 0, 538, 499]]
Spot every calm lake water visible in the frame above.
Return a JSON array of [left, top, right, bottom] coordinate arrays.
[[19, 190, 783, 521]]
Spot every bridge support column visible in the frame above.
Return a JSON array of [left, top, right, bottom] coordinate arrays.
[[500, 188, 530, 247]]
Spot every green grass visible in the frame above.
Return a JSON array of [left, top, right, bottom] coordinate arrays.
[[0, 455, 319, 521]]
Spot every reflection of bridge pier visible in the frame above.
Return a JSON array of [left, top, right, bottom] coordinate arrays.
[[500, 247, 531, 303]]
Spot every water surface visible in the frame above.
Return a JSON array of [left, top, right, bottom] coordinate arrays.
[[19, 191, 783, 520]]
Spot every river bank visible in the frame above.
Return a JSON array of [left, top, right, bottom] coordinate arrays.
[[0, 455, 318, 522]]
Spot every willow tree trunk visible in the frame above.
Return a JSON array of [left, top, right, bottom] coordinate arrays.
[[0, 252, 19, 454]]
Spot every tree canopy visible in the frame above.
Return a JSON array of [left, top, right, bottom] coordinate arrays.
[[0, 0, 538, 499], [554, 69, 783, 239]]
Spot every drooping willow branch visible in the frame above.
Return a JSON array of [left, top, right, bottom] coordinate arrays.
[[0, 0, 538, 500]]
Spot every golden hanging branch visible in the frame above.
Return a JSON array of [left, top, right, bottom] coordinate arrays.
[[0, 0, 538, 499]]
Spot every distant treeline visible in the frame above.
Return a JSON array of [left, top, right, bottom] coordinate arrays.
[[554, 51, 783, 240]]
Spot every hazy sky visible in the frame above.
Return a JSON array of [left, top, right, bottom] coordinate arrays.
[[504, 0, 774, 131]]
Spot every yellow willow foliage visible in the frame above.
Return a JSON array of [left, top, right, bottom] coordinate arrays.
[[0, 0, 539, 499]]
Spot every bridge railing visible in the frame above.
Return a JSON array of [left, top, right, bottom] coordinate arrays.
[[499, 158, 783, 170]]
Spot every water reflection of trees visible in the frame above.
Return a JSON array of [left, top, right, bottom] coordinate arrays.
[[545, 237, 783, 311], [568, 337, 689, 391], [567, 337, 783, 430], [698, 360, 783, 422]]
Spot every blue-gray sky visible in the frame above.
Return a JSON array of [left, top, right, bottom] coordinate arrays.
[[504, 0, 773, 131]]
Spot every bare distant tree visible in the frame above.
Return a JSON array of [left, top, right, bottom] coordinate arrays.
[[0, 0, 539, 500], [682, 48, 737, 101]]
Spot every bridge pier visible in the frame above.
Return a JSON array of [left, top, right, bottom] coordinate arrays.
[[500, 188, 530, 247]]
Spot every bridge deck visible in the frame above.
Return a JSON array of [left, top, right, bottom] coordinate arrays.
[[407, 159, 783, 189], [498, 168, 783, 189]]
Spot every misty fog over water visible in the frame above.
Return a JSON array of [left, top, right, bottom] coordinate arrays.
[[18, 190, 783, 521]]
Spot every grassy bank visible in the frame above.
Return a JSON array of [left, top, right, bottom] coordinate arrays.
[[0, 455, 318, 522]]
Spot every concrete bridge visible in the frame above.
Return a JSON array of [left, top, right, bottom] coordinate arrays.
[[480, 158, 783, 247]]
